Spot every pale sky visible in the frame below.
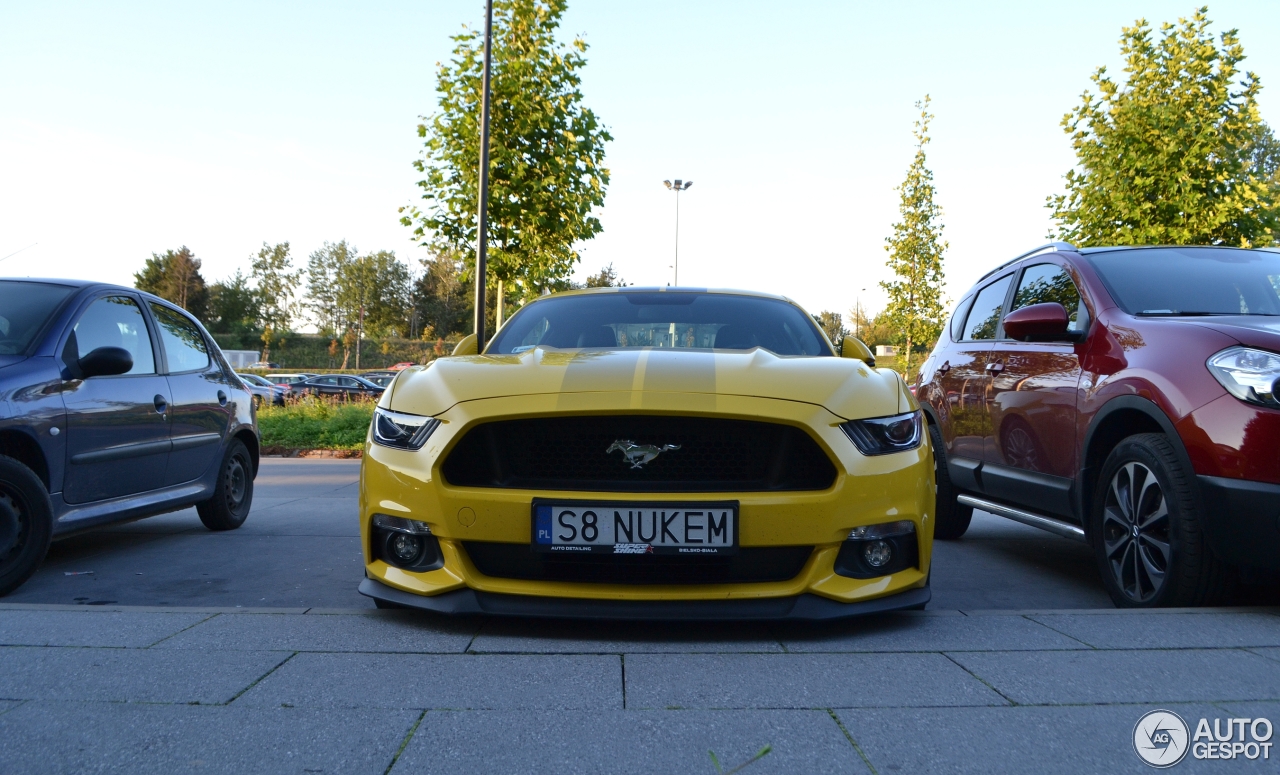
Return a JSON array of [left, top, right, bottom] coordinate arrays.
[[4, 1, 1280, 324]]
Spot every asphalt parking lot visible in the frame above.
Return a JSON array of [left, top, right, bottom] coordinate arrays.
[[7, 457, 1274, 610], [5, 459, 1280, 773]]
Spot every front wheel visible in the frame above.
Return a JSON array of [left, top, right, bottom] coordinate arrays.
[[1091, 433, 1228, 607], [0, 455, 54, 596], [197, 439, 254, 531], [928, 422, 973, 540]]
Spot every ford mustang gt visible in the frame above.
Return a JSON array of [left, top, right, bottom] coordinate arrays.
[[357, 287, 934, 619]]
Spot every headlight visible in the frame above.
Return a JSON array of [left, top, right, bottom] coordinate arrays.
[[841, 410, 924, 455], [371, 407, 440, 450], [1207, 347, 1280, 409]]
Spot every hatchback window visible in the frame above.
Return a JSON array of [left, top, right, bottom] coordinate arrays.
[[338, 377, 358, 387], [962, 275, 1013, 340], [0, 281, 76, 355], [488, 292, 831, 356], [74, 296, 156, 374], [1013, 263, 1088, 333], [149, 303, 210, 372], [1086, 247, 1280, 316]]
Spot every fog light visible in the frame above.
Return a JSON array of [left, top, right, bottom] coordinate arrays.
[[863, 540, 893, 568], [390, 533, 423, 564]]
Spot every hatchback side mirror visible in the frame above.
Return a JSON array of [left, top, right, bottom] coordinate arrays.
[[1002, 303, 1071, 341], [79, 346, 133, 378]]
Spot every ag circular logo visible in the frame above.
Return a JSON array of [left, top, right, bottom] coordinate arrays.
[[1134, 710, 1190, 768]]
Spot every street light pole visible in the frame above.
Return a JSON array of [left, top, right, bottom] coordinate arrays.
[[662, 179, 692, 286], [473, 0, 495, 349]]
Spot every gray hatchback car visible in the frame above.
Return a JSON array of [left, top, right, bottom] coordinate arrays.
[[0, 278, 259, 595]]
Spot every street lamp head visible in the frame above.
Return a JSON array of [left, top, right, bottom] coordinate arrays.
[[682, 181, 693, 190], [673, 179, 683, 188], [663, 180, 672, 189]]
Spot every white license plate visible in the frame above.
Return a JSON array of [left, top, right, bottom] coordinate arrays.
[[532, 501, 738, 555]]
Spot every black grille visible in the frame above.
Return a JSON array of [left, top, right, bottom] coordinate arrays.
[[441, 416, 837, 492], [463, 542, 814, 585]]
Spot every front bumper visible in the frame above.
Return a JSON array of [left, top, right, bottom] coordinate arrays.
[[1198, 475, 1280, 569], [359, 576, 930, 620], [360, 392, 935, 616]]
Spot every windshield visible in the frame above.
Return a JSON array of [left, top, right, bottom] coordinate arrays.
[[1086, 247, 1280, 316], [0, 281, 76, 355], [488, 291, 832, 356]]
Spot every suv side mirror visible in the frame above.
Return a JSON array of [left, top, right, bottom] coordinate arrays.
[[840, 337, 876, 366], [79, 346, 133, 378], [1002, 303, 1071, 341]]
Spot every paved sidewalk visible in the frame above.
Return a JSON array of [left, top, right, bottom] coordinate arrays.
[[1, 605, 1279, 774]]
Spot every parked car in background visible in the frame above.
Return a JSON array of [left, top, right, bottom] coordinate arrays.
[[246, 361, 280, 369], [235, 373, 287, 406], [359, 371, 398, 388], [297, 374, 385, 400], [268, 373, 317, 397], [918, 243, 1280, 608], [0, 278, 259, 595]]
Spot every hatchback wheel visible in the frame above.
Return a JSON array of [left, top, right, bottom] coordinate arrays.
[[197, 439, 254, 531], [1091, 434, 1228, 607], [0, 455, 54, 596], [928, 422, 973, 540]]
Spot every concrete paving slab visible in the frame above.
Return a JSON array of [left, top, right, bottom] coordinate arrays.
[[1029, 613, 1280, 649], [950, 649, 1280, 705], [392, 709, 868, 775], [1249, 647, 1280, 664], [0, 646, 289, 704], [469, 619, 783, 654], [774, 612, 1089, 652], [838, 703, 1237, 774], [0, 700, 22, 716], [0, 701, 417, 775], [155, 611, 477, 653], [623, 653, 1008, 710], [0, 609, 212, 647], [237, 652, 622, 710]]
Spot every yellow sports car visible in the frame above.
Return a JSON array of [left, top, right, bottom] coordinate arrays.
[[357, 287, 934, 619]]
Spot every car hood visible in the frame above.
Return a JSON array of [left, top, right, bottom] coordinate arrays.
[[1187, 317, 1280, 352], [387, 347, 911, 421]]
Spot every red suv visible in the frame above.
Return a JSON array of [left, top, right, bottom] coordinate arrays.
[[918, 243, 1280, 607]]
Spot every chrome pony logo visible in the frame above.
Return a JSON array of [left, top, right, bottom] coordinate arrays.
[[606, 440, 681, 469]]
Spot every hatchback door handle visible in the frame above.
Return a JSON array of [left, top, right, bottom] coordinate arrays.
[[217, 390, 227, 406], [153, 395, 168, 413]]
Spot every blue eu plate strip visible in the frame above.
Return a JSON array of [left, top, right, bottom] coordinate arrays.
[[534, 505, 553, 544]]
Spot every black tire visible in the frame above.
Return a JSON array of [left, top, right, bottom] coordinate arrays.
[[928, 422, 973, 540], [0, 455, 54, 596], [1090, 433, 1229, 608], [196, 439, 253, 531]]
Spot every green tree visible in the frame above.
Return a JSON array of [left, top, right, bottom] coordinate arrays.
[[413, 254, 473, 340], [401, 0, 612, 320], [250, 242, 301, 362], [134, 246, 208, 319], [305, 240, 358, 336], [1048, 7, 1280, 246], [333, 250, 412, 369], [880, 96, 948, 380], [815, 311, 847, 347], [584, 263, 626, 288], [206, 270, 261, 336]]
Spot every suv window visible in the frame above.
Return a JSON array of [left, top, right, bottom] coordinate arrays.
[[149, 304, 210, 373], [962, 275, 1013, 341], [74, 296, 156, 375], [1012, 263, 1088, 334], [949, 296, 975, 341]]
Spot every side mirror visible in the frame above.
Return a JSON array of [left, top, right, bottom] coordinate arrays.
[[1002, 302, 1071, 341], [451, 333, 479, 356], [79, 346, 133, 378], [840, 337, 876, 366]]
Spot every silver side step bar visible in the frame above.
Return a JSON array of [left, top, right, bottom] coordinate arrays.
[[956, 495, 1086, 542]]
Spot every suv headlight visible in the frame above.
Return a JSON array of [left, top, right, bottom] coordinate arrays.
[[371, 407, 440, 450], [1207, 347, 1280, 409], [841, 410, 924, 455]]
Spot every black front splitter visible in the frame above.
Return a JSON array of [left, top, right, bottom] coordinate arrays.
[[357, 577, 929, 621]]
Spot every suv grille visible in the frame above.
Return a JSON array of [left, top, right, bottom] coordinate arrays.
[[441, 415, 837, 492], [462, 542, 814, 585]]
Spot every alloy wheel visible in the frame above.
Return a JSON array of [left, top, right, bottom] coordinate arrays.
[[1102, 462, 1171, 603], [1003, 426, 1042, 471]]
